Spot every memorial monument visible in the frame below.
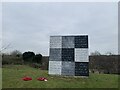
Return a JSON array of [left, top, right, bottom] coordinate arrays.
[[48, 35, 89, 76]]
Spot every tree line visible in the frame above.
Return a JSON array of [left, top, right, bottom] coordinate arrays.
[[2, 50, 42, 67]]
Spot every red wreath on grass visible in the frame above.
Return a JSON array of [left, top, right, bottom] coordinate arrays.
[[37, 77, 48, 81], [22, 76, 32, 81]]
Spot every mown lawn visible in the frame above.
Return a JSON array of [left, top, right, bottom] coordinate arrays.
[[0, 68, 2, 89], [2, 65, 119, 88]]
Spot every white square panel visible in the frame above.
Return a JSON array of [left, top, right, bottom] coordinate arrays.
[[75, 48, 89, 62], [48, 61, 62, 75], [50, 36, 62, 48]]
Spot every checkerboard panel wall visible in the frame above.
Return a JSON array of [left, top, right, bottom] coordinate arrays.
[[62, 48, 74, 61], [62, 36, 74, 48], [75, 36, 88, 48], [62, 61, 75, 76], [50, 36, 62, 48], [49, 35, 89, 76], [75, 62, 89, 76], [75, 48, 89, 62], [49, 61, 62, 75], [49, 48, 61, 61]]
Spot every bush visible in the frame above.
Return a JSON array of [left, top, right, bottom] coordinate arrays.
[[22, 51, 35, 62], [30, 63, 41, 69], [2, 55, 23, 65], [33, 54, 42, 64]]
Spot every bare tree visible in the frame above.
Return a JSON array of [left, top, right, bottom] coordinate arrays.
[[0, 43, 11, 53], [10, 50, 22, 56], [90, 50, 101, 56], [105, 51, 115, 55]]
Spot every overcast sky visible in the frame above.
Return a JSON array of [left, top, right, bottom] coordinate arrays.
[[2, 2, 118, 55]]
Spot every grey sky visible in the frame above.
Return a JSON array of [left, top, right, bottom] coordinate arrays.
[[2, 2, 118, 55]]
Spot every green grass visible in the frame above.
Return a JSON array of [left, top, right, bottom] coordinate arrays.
[[2, 65, 119, 88], [0, 68, 2, 89]]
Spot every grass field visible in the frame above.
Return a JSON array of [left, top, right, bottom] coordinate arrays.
[[0, 68, 2, 89], [2, 65, 119, 88]]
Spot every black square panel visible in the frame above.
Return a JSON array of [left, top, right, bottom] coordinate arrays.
[[75, 62, 89, 76], [62, 48, 74, 61], [75, 36, 88, 48], [49, 48, 61, 61]]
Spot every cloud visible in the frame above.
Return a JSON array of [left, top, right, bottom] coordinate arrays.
[[2, 2, 118, 55]]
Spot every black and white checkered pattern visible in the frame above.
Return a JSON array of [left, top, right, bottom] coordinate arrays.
[[49, 35, 89, 76]]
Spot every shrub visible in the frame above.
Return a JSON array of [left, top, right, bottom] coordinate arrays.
[[33, 54, 42, 64], [22, 51, 35, 62], [2, 55, 23, 65], [30, 63, 41, 69]]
